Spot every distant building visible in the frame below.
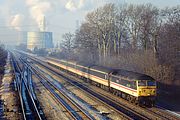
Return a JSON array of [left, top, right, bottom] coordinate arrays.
[[26, 16, 54, 51], [18, 31, 27, 46], [27, 31, 53, 51]]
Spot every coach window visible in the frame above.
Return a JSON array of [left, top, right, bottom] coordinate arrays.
[[121, 79, 126, 86], [105, 74, 107, 79], [111, 76, 116, 82], [131, 81, 137, 89], [126, 81, 131, 88]]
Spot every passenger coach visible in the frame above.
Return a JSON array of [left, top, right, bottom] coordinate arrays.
[[46, 59, 156, 106]]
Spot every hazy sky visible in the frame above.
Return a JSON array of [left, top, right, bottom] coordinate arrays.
[[0, 0, 179, 46]]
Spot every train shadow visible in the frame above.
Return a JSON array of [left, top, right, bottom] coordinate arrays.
[[156, 82, 180, 113]]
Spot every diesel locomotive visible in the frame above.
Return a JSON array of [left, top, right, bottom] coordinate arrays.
[[46, 58, 156, 107]]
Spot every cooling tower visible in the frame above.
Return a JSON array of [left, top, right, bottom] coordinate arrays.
[[27, 32, 53, 50]]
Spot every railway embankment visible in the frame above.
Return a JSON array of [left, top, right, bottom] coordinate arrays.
[[0, 53, 22, 119]]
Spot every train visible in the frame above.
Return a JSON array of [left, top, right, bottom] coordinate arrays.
[[45, 58, 157, 107]]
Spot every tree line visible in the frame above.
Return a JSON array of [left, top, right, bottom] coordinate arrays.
[[55, 3, 180, 90], [0, 44, 7, 76]]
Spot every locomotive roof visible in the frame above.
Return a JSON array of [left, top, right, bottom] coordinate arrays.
[[77, 62, 94, 67], [49, 58, 155, 81], [77, 63, 154, 80], [112, 69, 155, 80], [90, 65, 113, 73]]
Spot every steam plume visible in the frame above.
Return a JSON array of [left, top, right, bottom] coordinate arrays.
[[65, 0, 86, 11], [10, 14, 24, 31], [26, 0, 51, 30]]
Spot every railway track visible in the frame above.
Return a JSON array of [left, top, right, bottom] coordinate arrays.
[[30, 55, 180, 120], [16, 51, 180, 120], [20, 58, 95, 120], [32, 63, 132, 119], [22, 54, 151, 120], [145, 106, 180, 120], [11, 53, 45, 120]]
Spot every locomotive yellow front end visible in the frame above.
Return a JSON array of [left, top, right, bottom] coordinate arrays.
[[137, 80, 156, 106]]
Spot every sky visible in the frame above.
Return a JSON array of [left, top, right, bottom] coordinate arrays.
[[0, 0, 179, 46]]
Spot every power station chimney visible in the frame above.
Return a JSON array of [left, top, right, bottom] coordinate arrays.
[[40, 16, 46, 32]]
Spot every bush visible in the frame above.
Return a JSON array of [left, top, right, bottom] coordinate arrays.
[[102, 50, 173, 83]]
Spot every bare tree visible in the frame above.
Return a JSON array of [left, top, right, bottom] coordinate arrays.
[[85, 3, 118, 64], [61, 32, 75, 59], [74, 22, 98, 63], [71, 3, 180, 88], [158, 6, 180, 85]]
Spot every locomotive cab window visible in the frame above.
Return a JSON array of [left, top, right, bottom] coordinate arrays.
[[147, 81, 156, 86], [138, 80, 156, 86], [138, 80, 146, 86]]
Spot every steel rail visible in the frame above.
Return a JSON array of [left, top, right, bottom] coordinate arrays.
[[11, 53, 43, 120], [144, 105, 180, 120], [11, 54, 26, 120], [43, 64, 149, 120], [17, 50, 180, 120], [21, 58, 95, 120], [44, 60, 180, 120], [23, 53, 149, 120]]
